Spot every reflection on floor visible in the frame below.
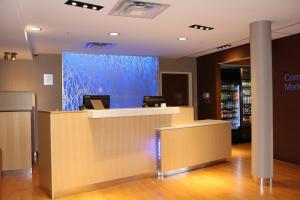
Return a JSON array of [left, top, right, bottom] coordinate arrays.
[[1, 143, 300, 200]]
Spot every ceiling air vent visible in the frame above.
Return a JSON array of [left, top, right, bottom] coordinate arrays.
[[85, 42, 116, 49], [109, 0, 170, 19]]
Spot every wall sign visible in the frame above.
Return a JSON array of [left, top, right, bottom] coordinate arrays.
[[44, 74, 54, 86], [284, 72, 300, 91]]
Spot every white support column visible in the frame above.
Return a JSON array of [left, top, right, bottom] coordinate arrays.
[[250, 21, 273, 183]]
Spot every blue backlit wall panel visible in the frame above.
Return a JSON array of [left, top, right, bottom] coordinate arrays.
[[63, 53, 158, 111]]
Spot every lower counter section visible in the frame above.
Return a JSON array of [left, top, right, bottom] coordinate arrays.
[[156, 120, 231, 175]]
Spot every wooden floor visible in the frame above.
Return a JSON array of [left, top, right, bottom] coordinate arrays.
[[1, 143, 300, 200]]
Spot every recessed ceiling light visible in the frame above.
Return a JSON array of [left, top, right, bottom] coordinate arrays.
[[217, 44, 232, 50], [134, 2, 146, 8], [4, 52, 9, 60], [108, 32, 120, 36], [189, 24, 214, 31], [177, 37, 188, 41], [65, 0, 103, 11], [3, 52, 17, 61], [27, 26, 42, 32], [11, 53, 17, 61], [85, 42, 116, 49]]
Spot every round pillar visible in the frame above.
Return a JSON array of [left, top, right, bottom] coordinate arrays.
[[250, 20, 273, 182]]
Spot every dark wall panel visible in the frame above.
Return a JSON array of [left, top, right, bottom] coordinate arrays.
[[162, 73, 189, 106], [272, 34, 300, 165]]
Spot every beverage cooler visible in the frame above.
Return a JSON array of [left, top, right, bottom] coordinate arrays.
[[221, 66, 251, 143], [221, 83, 240, 129], [240, 68, 251, 142]]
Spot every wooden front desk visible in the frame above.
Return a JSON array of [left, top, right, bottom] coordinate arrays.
[[38, 107, 194, 198]]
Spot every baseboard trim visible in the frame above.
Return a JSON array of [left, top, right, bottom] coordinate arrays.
[[158, 159, 229, 178], [2, 168, 32, 176], [51, 172, 156, 199], [40, 185, 53, 199]]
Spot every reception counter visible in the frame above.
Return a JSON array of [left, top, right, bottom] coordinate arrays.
[[39, 107, 194, 198], [38, 107, 231, 199]]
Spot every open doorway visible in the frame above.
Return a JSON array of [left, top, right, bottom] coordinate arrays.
[[219, 58, 251, 144]]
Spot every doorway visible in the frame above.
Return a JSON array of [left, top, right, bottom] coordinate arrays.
[[219, 61, 251, 144], [160, 72, 192, 106]]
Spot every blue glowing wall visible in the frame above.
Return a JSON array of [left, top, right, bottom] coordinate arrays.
[[63, 53, 158, 111]]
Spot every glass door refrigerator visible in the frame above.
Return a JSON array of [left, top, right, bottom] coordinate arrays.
[[221, 66, 251, 144], [221, 82, 241, 131], [240, 67, 252, 142]]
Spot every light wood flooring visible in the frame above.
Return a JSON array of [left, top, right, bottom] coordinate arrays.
[[1, 143, 300, 200]]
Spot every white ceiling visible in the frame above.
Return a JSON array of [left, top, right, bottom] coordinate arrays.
[[1, 0, 300, 60]]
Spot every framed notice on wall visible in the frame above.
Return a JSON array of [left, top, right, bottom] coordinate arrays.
[[44, 74, 53, 86]]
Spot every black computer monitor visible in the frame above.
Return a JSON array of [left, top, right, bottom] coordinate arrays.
[[82, 95, 110, 109], [143, 96, 166, 107]]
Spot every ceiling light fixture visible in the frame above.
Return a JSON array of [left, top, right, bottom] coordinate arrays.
[[4, 52, 9, 60], [189, 24, 214, 31], [11, 53, 17, 61], [65, 0, 104, 11], [3, 52, 17, 61], [108, 32, 120, 36], [217, 44, 232, 50], [27, 26, 42, 32], [177, 37, 188, 41], [85, 42, 116, 49], [134, 2, 146, 8]]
